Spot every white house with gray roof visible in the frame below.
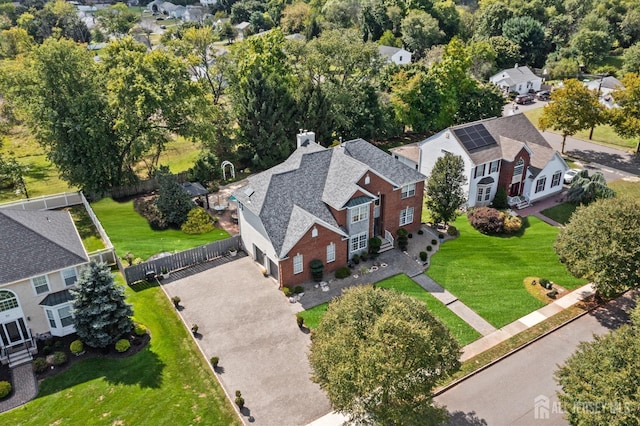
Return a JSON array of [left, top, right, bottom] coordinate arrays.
[[391, 114, 568, 209], [234, 132, 425, 287], [490, 65, 542, 94], [378, 45, 412, 65], [0, 210, 89, 366]]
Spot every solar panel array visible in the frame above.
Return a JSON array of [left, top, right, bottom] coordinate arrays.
[[453, 124, 497, 151]]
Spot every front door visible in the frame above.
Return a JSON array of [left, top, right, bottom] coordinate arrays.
[[0, 318, 28, 347], [509, 182, 520, 196]]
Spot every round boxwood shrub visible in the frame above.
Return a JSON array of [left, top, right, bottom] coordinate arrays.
[[283, 287, 292, 297], [294, 285, 304, 294], [419, 251, 427, 262], [115, 339, 131, 353], [417, 229, 424, 235], [447, 225, 458, 236], [42, 346, 52, 356], [309, 259, 324, 282], [33, 357, 48, 373], [210, 356, 219, 367], [0, 381, 11, 399], [503, 214, 523, 234], [335, 266, 351, 279], [181, 207, 215, 234], [52, 351, 67, 366], [426, 245, 432, 252], [70, 339, 84, 355], [134, 323, 147, 336], [431, 239, 437, 245]]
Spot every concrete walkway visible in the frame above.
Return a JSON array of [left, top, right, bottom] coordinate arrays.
[[0, 362, 38, 413]]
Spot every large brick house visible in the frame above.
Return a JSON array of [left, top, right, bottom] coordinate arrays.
[[390, 114, 568, 209], [0, 209, 89, 366], [233, 132, 425, 287]]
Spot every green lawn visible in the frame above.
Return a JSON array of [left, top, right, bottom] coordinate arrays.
[[524, 108, 637, 151], [300, 274, 481, 346], [427, 215, 586, 328], [610, 179, 640, 200], [540, 203, 577, 225], [66, 205, 106, 252], [0, 274, 240, 425], [91, 198, 230, 260]]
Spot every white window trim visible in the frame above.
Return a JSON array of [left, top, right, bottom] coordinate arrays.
[[61, 268, 78, 287], [58, 305, 74, 328], [293, 253, 303, 275], [32, 275, 50, 295], [350, 232, 368, 252], [350, 205, 368, 224], [535, 176, 547, 193], [551, 171, 562, 187], [490, 161, 500, 174], [399, 206, 414, 226], [401, 183, 416, 199], [326, 243, 336, 263], [513, 158, 525, 177]]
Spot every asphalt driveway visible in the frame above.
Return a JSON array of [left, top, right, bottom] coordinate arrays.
[[163, 257, 331, 425]]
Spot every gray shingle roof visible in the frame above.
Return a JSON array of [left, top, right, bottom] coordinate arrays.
[[0, 210, 89, 286], [39, 288, 73, 306], [234, 139, 425, 258], [491, 66, 540, 86]]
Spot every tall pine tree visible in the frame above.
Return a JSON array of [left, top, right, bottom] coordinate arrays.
[[71, 261, 134, 349]]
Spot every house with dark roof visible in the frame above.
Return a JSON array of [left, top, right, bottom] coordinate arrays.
[[0, 210, 89, 365], [390, 114, 568, 209], [233, 132, 425, 287], [489, 65, 542, 95]]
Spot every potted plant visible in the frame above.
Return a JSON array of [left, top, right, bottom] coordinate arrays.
[[261, 267, 268, 277], [191, 324, 199, 335], [235, 390, 244, 409], [352, 253, 360, 265], [171, 296, 181, 309], [229, 247, 238, 257], [210, 356, 219, 368], [161, 267, 169, 279]]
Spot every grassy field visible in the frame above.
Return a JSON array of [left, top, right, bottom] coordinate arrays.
[[299, 274, 481, 346], [427, 215, 586, 328], [0, 274, 240, 425], [524, 108, 636, 151], [540, 203, 577, 225], [91, 198, 230, 260]]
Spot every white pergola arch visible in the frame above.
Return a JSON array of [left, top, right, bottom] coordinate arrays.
[[221, 160, 235, 181]]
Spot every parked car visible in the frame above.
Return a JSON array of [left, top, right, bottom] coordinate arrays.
[[515, 94, 534, 104], [563, 169, 582, 184], [536, 90, 550, 101]]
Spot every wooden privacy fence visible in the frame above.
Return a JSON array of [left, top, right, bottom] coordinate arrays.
[[124, 235, 241, 284]]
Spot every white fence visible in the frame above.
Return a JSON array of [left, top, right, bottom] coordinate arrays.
[[0, 191, 83, 210]]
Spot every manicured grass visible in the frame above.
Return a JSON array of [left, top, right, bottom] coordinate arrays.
[[0, 274, 240, 425], [66, 205, 106, 252], [427, 215, 586, 329], [524, 108, 636, 151], [91, 198, 230, 260], [541, 203, 577, 225], [610, 179, 640, 200], [300, 274, 481, 346]]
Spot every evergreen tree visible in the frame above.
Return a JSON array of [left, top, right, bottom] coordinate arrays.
[[425, 152, 467, 225], [71, 261, 134, 349], [155, 166, 193, 227]]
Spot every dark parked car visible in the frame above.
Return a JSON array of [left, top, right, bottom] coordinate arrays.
[[536, 90, 550, 101], [515, 94, 534, 104]]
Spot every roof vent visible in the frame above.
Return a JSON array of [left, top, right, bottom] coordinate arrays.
[[244, 187, 254, 197]]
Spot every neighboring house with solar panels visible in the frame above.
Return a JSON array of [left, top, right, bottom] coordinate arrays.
[[0, 210, 89, 366], [233, 132, 425, 287], [390, 114, 568, 209]]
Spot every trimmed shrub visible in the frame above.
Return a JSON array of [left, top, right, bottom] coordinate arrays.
[[438, 233, 445, 239], [134, 324, 147, 336], [171, 296, 181, 308], [0, 381, 11, 398], [210, 356, 219, 367], [181, 207, 215, 234], [492, 187, 509, 210], [503, 214, 523, 234], [360, 251, 368, 261], [115, 339, 131, 353], [42, 346, 52, 356], [419, 251, 427, 262], [33, 357, 48, 373], [309, 259, 324, 282], [540, 278, 552, 290], [54, 340, 63, 349], [408, 233, 413, 238], [235, 396, 245, 409], [369, 237, 382, 257], [426, 245, 432, 252], [52, 351, 67, 366], [431, 239, 437, 245], [283, 287, 292, 297], [447, 225, 458, 236], [417, 229, 424, 235], [294, 285, 304, 294], [397, 228, 408, 237], [134, 197, 168, 230], [70, 340, 84, 355], [352, 253, 360, 264], [467, 207, 504, 234], [296, 313, 304, 328], [335, 267, 351, 279]]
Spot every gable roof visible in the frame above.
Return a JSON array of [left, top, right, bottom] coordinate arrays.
[[491, 66, 540, 86], [234, 139, 425, 258], [378, 45, 406, 59], [0, 210, 89, 286]]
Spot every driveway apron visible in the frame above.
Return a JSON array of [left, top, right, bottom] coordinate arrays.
[[162, 257, 331, 425]]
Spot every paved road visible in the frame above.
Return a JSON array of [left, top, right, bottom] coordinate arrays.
[[435, 294, 637, 426]]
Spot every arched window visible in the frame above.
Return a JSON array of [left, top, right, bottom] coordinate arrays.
[[513, 158, 525, 177], [0, 290, 19, 313]]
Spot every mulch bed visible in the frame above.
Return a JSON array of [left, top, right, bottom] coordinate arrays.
[[33, 331, 150, 381]]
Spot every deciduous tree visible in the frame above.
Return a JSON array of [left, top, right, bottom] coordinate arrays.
[[538, 79, 605, 154], [401, 9, 444, 60], [425, 152, 467, 225], [155, 166, 194, 227], [556, 303, 640, 425], [71, 261, 134, 349], [502, 16, 546, 67], [95, 2, 139, 37], [610, 73, 640, 154], [554, 197, 640, 298], [309, 285, 460, 425]]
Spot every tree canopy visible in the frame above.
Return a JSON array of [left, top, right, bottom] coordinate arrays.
[[610, 73, 640, 154], [554, 197, 640, 298], [556, 302, 640, 425], [309, 285, 460, 425], [71, 261, 134, 349], [425, 152, 467, 225]]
